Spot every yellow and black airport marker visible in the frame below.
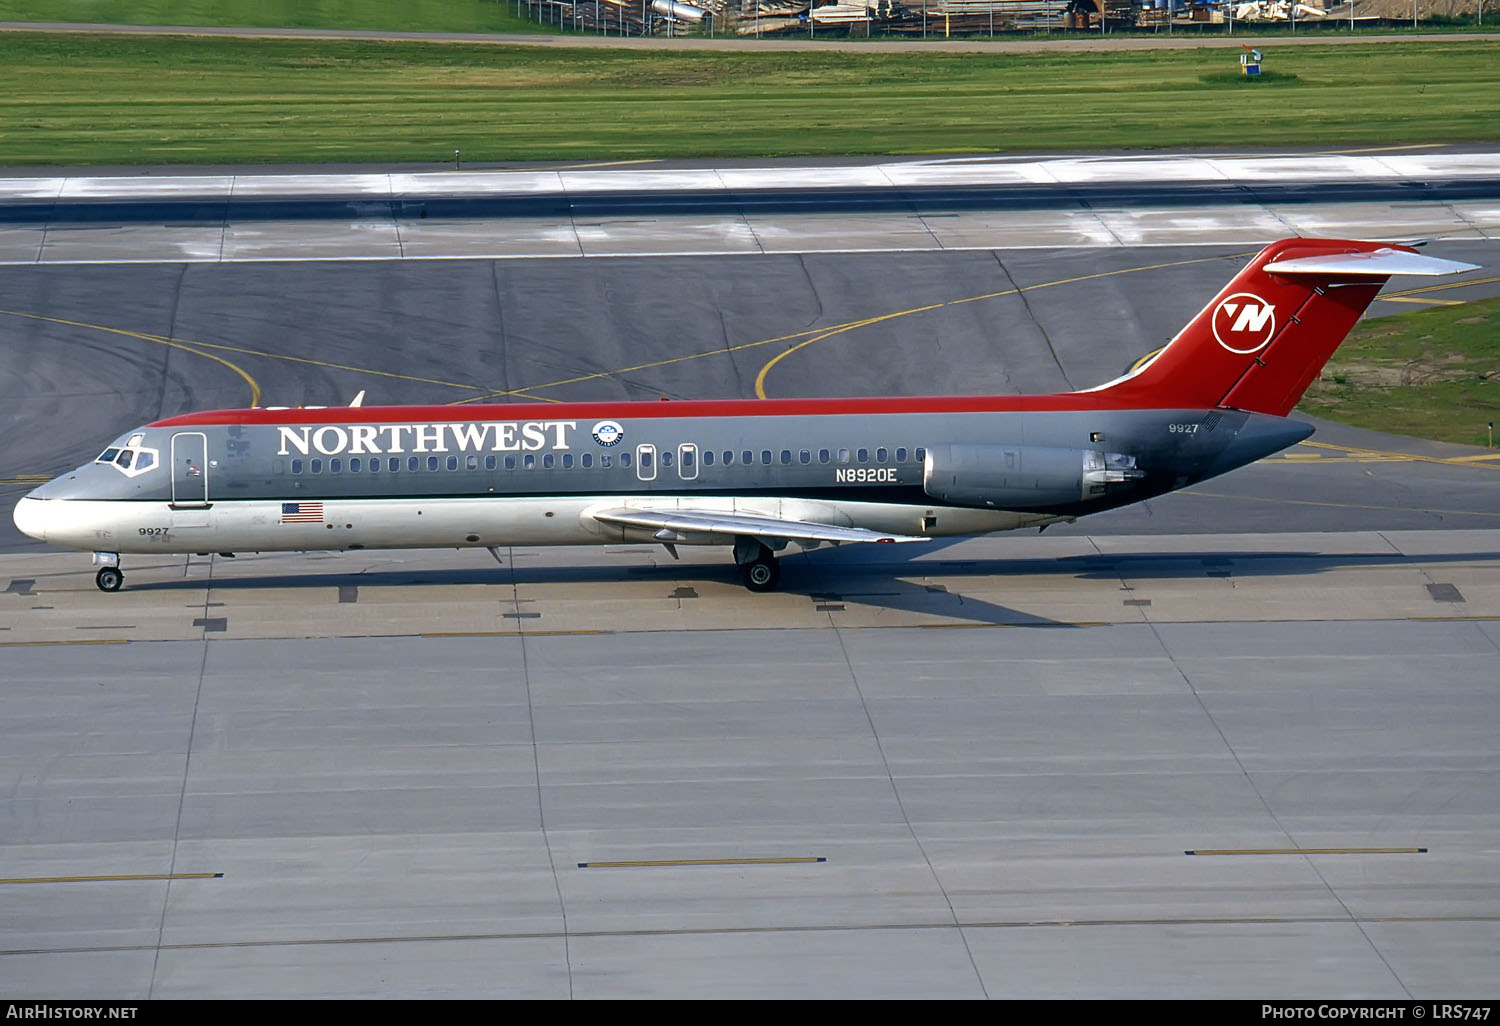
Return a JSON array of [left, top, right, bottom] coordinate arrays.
[[0, 872, 223, 885], [1185, 848, 1426, 856]]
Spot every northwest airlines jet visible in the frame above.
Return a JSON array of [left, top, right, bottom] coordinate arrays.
[[12, 238, 1478, 593]]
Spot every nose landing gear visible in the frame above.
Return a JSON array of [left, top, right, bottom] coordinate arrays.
[[92, 552, 123, 592]]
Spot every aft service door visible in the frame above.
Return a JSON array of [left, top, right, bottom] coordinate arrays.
[[171, 432, 210, 508]]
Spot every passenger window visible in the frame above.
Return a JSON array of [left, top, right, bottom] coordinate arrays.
[[524, 454, 535, 469], [582, 453, 593, 468], [819, 449, 830, 464], [505, 455, 516, 470], [896, 447, 908, 463], [761, 450, 772, 465], [660, 451, 672, 468], [915, 447, 926, 464], [292, 459, 303, 474], [640, 450, 653, 469], [311, 459, 323, 474], [330, 458, 342, 473], [838, 448, 851, 464], [466, 455, 478, 471], [857, 448, 869, 463], [681, 449, 694, 468], [485, 455, 496, 470], [620, 452, 631, 468], [743, 451, 753, 466], [446, 456, 458, 471], [350, 458, 361, 473], [702, 450, 713, 466], [390, 458, 400, 472], [601, 454, 611, 468], [876, 447, 888, 463], [799, 450, 810, 464], [562, 453, 573, 469], [543, 454, 554, 469], [369, 458, 379, 473], [724, 451, 734, 466], [780, 450, 791, 465], [427, 456, 439, 471]]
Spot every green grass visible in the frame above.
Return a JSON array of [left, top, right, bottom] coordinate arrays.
[[0, 35, 1497, 165], [1196, 71, 1302, 85], [0, 1, 548, 34], [1300, 297, 1500, 447]]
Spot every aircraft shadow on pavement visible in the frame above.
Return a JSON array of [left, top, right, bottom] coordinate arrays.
[[122, 557, 1062, 626], [113, 543, 1500, 628], [812, 546, 1500, 582]]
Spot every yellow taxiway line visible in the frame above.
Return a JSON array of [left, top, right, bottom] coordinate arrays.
[[754, 251, 1255, 399], [578, 857, 826, 869]]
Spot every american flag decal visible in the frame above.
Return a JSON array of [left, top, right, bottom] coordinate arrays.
[[280, 501, 324, 524]]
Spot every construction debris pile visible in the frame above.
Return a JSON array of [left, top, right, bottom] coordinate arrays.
[[1229, 0, 1326, 17], [517, 0, 718, 36], [516, 0, 1478, 34]]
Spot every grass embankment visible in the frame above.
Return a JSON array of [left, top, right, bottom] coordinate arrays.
[[0, 36, 1496, 165], [0, 1, 548, 34], [1300, 297, 1500, 447]]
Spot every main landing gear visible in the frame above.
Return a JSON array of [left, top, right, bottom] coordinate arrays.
[[733, 536, 780, 593]]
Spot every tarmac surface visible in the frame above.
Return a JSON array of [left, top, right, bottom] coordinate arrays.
[[0, 156, 1497, 998]]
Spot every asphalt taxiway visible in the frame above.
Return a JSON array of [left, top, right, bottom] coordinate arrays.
[[0, 156, 1496, 998]]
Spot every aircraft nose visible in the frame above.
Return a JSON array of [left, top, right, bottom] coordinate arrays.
[[12, 496, 47, 543]]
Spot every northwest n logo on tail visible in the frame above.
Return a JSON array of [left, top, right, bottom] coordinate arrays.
[[1212, 292, 1276, 354]]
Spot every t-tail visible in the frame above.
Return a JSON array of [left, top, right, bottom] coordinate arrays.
[[1086, 238, 1478, 416]]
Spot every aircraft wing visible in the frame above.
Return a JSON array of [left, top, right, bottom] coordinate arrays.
[[591, 507, 929, 545]]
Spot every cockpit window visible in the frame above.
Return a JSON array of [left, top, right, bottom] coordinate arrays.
[[100, 444, 161, 478]]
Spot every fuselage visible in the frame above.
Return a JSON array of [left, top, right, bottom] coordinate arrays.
[[13, 395, 1311, 556], [12, 237, 1475, 592]]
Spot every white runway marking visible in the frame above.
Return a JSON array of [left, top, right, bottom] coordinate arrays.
[[3, 152, 1495, 264]]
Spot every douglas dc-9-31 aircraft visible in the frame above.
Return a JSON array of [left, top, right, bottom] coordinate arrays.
[[12, 238, 1478, 593]]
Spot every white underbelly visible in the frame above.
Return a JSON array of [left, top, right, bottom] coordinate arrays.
[[26, 495, 1056, 554]]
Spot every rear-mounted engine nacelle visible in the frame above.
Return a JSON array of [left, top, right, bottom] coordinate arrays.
[[923, 444, 1144, 509]]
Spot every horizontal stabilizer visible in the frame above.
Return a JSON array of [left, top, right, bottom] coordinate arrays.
[[1264, 249, 1479, 277], [592, 507, 928, 545]]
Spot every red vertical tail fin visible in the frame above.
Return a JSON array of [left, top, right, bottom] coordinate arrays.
[[1088, 239, 1477, 416]]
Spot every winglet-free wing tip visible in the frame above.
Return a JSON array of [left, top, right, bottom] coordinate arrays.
[[1265, 250, 1479, 277]]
